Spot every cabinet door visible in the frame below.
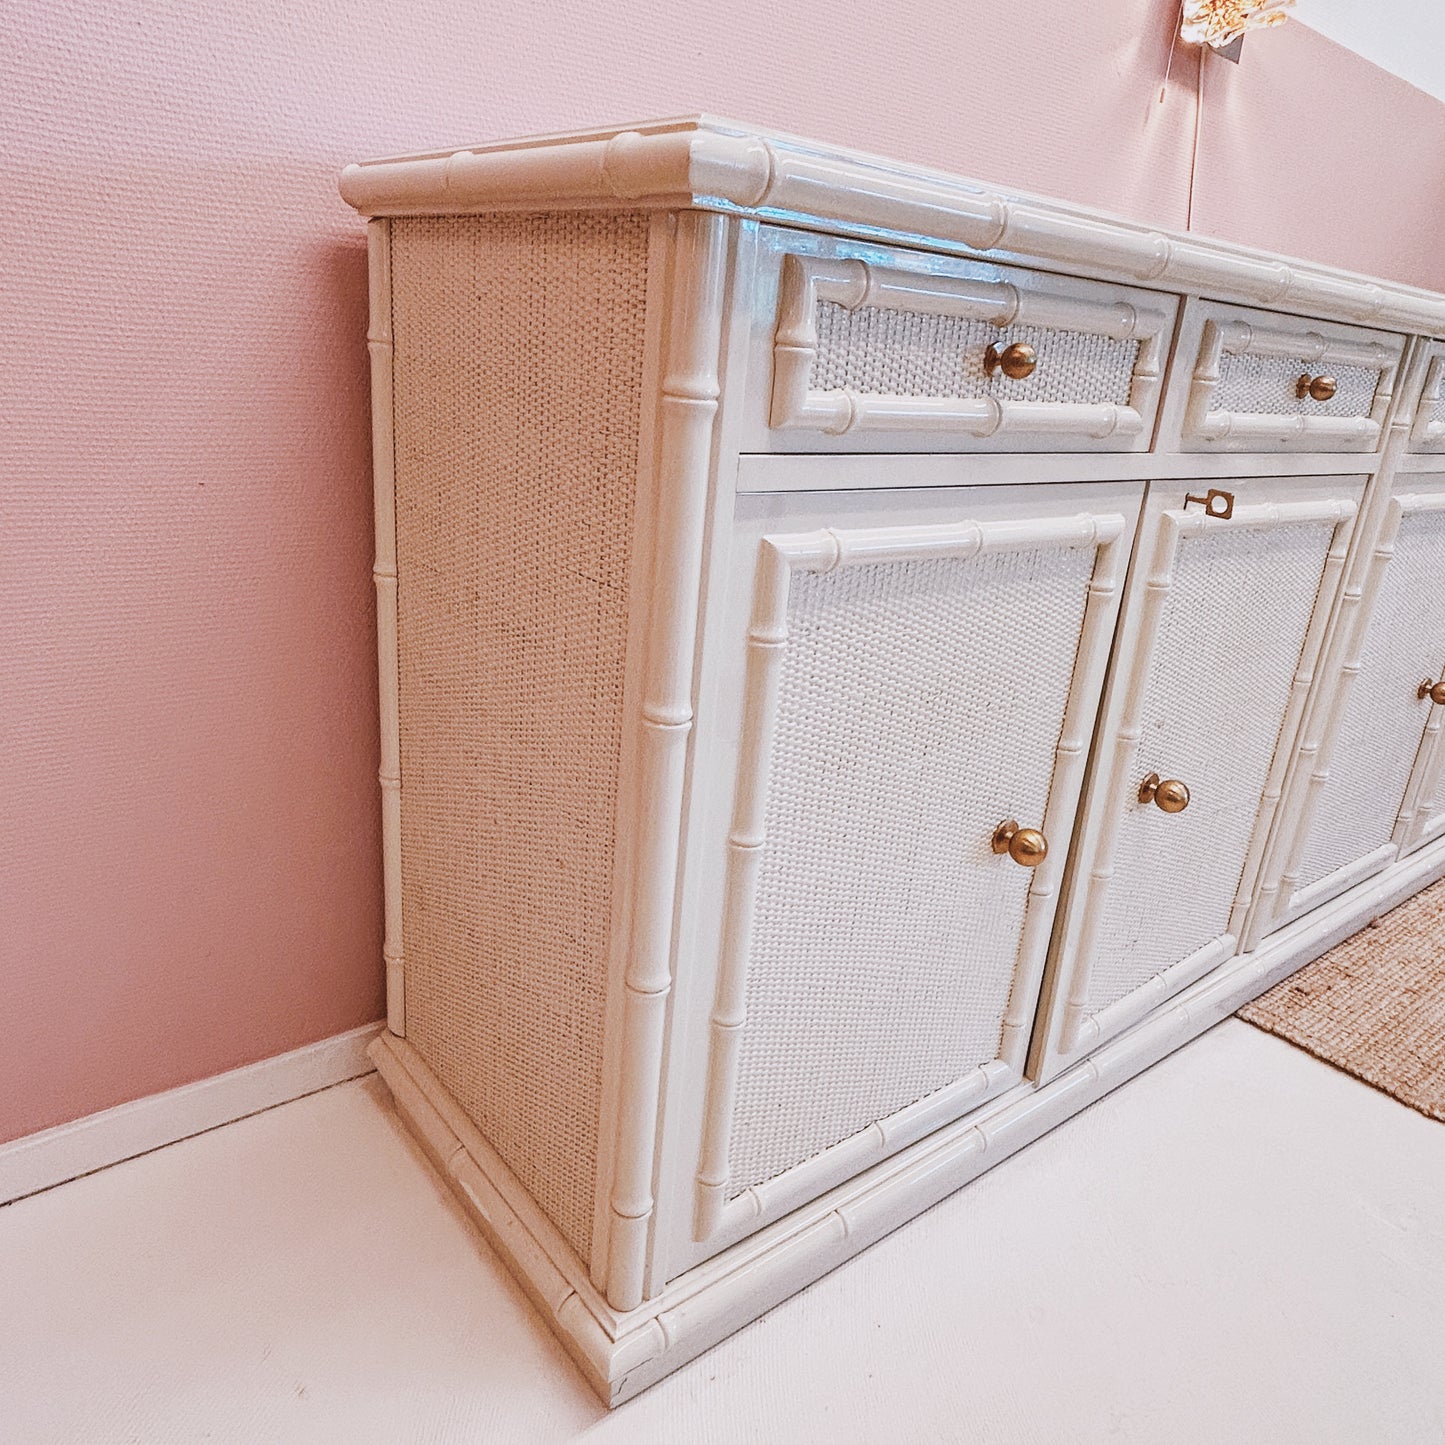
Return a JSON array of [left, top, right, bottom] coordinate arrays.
[[663, 480, 1139, 1267], [1033, 478, 1359, 1080], [1399, 668, 1445, 855], [1260, 488, 1445, 930]]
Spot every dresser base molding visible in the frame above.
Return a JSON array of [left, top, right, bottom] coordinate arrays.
[[369, 833, 1445, 1406]]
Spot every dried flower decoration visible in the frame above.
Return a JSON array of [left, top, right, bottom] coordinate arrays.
[[1180, 0, 1295, 49]]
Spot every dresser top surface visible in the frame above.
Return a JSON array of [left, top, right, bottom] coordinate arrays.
[[341, 115, 1445, 337]]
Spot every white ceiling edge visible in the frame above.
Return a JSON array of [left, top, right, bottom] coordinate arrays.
[[1294, 0, 1445, 104]]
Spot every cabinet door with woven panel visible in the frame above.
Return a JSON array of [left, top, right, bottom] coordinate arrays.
[[1032, 476, 1361, 1082], [658, 479, 1141, 1274], [1255, 484, 1445, 936]]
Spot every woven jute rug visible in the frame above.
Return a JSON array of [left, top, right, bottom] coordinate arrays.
[[1238, 875, 1445, 1122]]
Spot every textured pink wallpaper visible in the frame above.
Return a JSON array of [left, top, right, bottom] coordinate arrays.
[[4, 0, 1443, 1144], [1193, 24, 1445, 291]]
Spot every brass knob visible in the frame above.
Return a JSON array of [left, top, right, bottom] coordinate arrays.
[[1139, 772, 1191, 813], [1420, 679, 1445, 706], [992, 818, 1048, 867], [1296, 373, 1338, 402], [984, 341, 1038, 380]]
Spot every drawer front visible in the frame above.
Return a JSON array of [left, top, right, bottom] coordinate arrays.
[[655, 478, 1143, 1274], [1263, 489, 1445, 930], [1165, 300, 1405, 453], [1034, 477, 1360, 1079], [745, 227, 1177, 454], [1410, 345, 1445, 453]]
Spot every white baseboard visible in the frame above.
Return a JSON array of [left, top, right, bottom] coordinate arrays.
[[0, 1021, 385, 1207]]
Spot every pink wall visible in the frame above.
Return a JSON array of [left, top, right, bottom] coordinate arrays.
[[4, 0, 1444, 1143]]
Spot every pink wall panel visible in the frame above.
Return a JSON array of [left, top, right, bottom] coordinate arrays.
[[2, 0, 1441, 1143], [1192, 25, 1445, 292]]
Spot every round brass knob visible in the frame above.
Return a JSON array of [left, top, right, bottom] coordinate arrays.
[[1296, 373, 1338, 402], [984, 341, 1038, 380], [1139, 772, 1191, 813], [991, 818, 1049, 868], [1420, 679, 1445, 706]]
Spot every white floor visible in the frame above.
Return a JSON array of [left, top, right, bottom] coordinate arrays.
[[2, 1021, 1444, 1444]]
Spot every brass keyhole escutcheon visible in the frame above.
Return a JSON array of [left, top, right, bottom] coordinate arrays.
[[1139, 772, 1191, 813], [1420, 679, 1445, 706], [983, 341, 1038, 380], [1296, 373, 1338, 402], [1183, 488, 1235, 520], [992, 818, 1049, 868]]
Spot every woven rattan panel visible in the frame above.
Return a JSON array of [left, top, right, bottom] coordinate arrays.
[[1213, 354, 1379, 419], [1296, 507, 1445, 894], [726, 543, 1096, 1196], [390, 211, 650, 1264], [811, 304, 1140, 407], [1087, 518, 1336, 1014]]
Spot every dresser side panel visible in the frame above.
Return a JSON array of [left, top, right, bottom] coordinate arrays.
[[389, 211, 651, 1265]]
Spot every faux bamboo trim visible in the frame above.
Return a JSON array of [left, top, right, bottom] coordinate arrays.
[[600, 210, 730, 1314], [1266, 490, 1445, 932], [1057, 496, 1357, 1058], [1243, 329, 1428, 946], [1184, 317, 1403, 452], [366, 218, 405, 1037], [1264, 503, 1408, 933], [589, 212, 677, 1297], [1224, 504, 1357, 941], [1402, 716, 1445, 852], [694, 510, 1127, 1243], [1376, 493, 1445, 851], [769, 252, 1171, 440], [370, 832, 1445, 1406], [340, 119, 1445, 336], [1287, 843, 1399, 925], [1395, 675, 1445, 846], [1411, 354, 1445, 452]]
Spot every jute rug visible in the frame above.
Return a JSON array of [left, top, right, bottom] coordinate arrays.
[[1238, 875, 1445, 1122]]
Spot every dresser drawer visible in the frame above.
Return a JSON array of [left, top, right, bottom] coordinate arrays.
[[1409, 342, 1445, 453], [745, 227, 1177, 454], [1163, 300, 1405, 454]]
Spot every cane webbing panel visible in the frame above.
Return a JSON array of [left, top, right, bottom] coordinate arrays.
[[390, 211, 650, 1264], [727, 542, 1096, 1196], [1296, 507, 1445, 894], [1213, 354, 1380, 419], [811, 303, 1140, 408], [1087, 518, 1337, 1014]]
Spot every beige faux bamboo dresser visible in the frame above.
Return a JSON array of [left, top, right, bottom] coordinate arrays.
[[341, 117, 1445, 1403]]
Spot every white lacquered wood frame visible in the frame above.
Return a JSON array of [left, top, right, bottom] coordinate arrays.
[[1034, 490, 1358, 1079], [1175, 306, 1404, 453], [1242, 339, 1437, 947], [345, 116, 1445, 1409], [1393, 618, 1445, 856], [340, 117, 1445, 337], [767, 251, 1172, 447], [586, 210, 732, 1313], [368, 830, 1445, 1406], [1410, 347, 1445, 453], [690, 509, 1128, 1244], [367, 218, 405, 1037], [1400, 710, 1445, 854], [1260, 488, 1445, 935]]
